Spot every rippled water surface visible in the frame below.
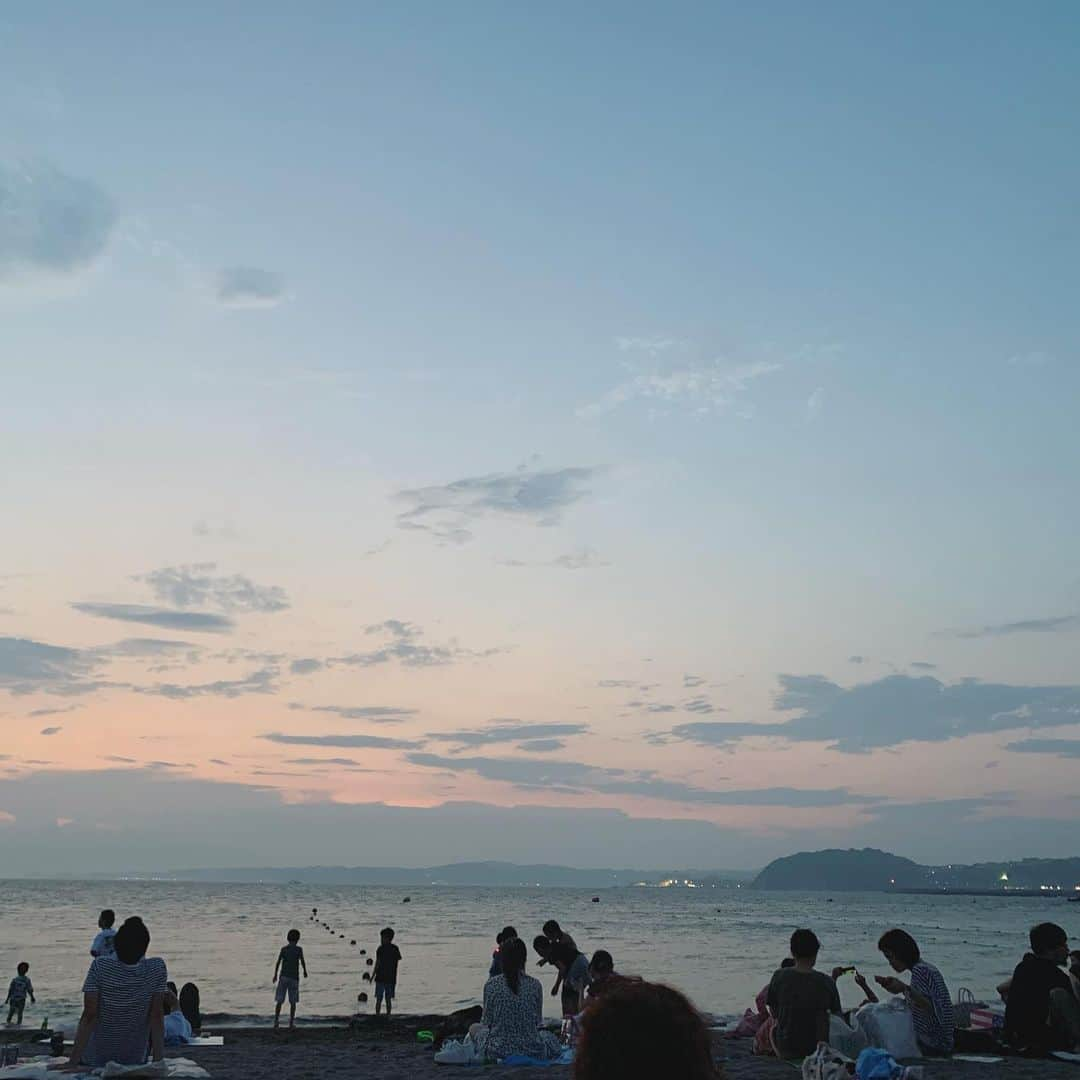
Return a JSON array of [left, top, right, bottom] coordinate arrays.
[[1, 880, 1074, 1027]]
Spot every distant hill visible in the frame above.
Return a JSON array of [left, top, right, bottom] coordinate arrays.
[[752, 848, 1080, 892], [753, 848, 924, 891], [163, 861, 756, 887]]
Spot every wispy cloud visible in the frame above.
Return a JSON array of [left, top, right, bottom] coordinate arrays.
[[1004, 738, 1080, 759], [670, 673, 1080, 753], [579, 342, 781, 419], [133, 667, 276, 700], [805, 386, 825, 421], [940, 613, 1080, 639], [405, 750, 877, 807], [216, 266, 285, 309], [1, 635, 100, 696], [260, 732, 421, 750], [395, 466, 600, 544], [306, 704, 418, 724], [39, 726, 63, 736], [0, 161, 115, 280], [331, 620, 496, 669], [71, 603, 233, 633], [1007, 351, 1053, 367], [499, 548, 609, 571], [138, 564, 289, 614], [428, 721, 588, 749], [290, 659, 323, 675]]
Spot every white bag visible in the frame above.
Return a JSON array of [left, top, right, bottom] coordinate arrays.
[[801, 1043, 854, 1080], [433, 1036, 484, 1066], [828, 1013, 868, 1059], [855, 999, 921, 1059]]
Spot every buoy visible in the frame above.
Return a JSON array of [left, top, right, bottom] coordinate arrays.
[[362, 972, 371, 982], [358, 992, 368, 1003], [592, 896, 600, 903], [365, 957, 373, 966], [402, 896, 411, 904], [339, 933, 344, 938], [350, 940, 356, 946], [359, 949, 366, 955]]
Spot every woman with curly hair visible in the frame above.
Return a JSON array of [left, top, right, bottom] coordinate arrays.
[[574, 979, 720, 1079]]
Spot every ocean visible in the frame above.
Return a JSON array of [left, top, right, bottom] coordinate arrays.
[[1, 880, 1075, 1028]]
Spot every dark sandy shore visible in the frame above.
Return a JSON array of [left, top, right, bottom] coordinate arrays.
[[171, 1021, 1080, 1079], [8, 1020, 1079, 1077]]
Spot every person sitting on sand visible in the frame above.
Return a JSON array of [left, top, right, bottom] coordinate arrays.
[[163, 981, 193, 1045], [585, 950, 638, 1001], [874, 928, 954, 1055], [490, 926, 518, 979], [534, 935, 589, 1017], [470, 938, 561, 1063], [574, 979, 717, 1079], [1004, 922, 1080, 1055], [70, 916, 167, 1069], [764, 929, 842, 1059], [273, 928, 308, 1031]]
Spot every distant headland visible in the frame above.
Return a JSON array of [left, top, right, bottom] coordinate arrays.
[[750, 847, 1080, 895]]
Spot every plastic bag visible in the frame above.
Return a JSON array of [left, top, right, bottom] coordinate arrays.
[[854, 999, 921, 1059]]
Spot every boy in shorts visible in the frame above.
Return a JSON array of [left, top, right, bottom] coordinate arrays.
[[272, 929, 307, 1030], [373, 927, 402, 1017]]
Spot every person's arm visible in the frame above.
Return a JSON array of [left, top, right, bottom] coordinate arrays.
[[300, 948, 308, 978], [854, 972, 878, 1005], [273, 949, 281, 983], [549, 961, 565, 997], [996, 977, 1012, 1003], [28, 979, 35, 1004], [148, 993, 165, 1063], [68, 992, 100, 1068], [874, 975, 930, 1012]]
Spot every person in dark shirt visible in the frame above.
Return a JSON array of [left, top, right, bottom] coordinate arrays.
[[373, 927, 402, 1017], [533, 935, 589, 1016], [765, 928, 842, 1059], [272, 929, 307, 1030], [1005, 923, 1080, 1055]]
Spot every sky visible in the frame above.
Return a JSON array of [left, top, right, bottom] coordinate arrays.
[[2, 1, 1079, 875]]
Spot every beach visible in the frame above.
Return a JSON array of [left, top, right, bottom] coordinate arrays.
[[8, 1018, 1079, 1079]]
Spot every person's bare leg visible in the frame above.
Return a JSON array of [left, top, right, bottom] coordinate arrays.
[[273, 1001, 282, 1030], [289, 1001, 297, 1030]]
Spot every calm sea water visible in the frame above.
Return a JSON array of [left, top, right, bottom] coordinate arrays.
[[1, 880, 1075, 1028]]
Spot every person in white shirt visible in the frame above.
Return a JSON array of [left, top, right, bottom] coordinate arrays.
[[91, 909, 117, 959]]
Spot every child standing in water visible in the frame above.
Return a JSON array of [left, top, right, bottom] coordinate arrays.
[[373, 927, 402, 1017], [4, 963, 35, 1027], [272, 929, 307, 1030]]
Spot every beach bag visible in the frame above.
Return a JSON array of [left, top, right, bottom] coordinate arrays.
[[854, 1000, 921, 1059], [829, 1014, 869, 1059], [801, 1043, 855, 1080], [953, 988, 984, 1029], [433, 1035, 484, 1066]]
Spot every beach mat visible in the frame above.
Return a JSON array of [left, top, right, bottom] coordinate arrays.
[[184, 1039, 224, 1047]]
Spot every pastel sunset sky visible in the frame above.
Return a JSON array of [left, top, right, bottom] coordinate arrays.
[[2, 2, 1078, 873]]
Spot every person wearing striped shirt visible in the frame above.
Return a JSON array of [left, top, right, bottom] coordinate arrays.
[[70, 916, 167, 1068], [875, 927, 955, 1055]]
